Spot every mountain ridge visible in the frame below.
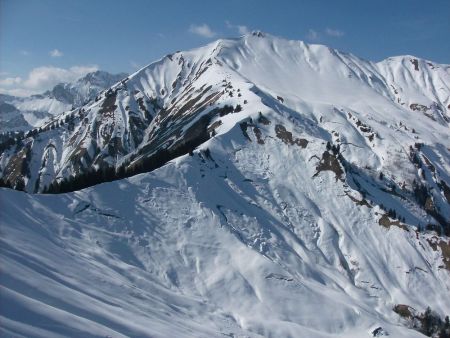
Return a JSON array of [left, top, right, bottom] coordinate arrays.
[[1, 32, 448, 192], [0, 31, 449, 337], [0, 70, 128, 132]]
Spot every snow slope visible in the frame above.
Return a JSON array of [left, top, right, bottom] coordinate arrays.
[[1, 153, 448, 337], [1, 142, 448, 337], [0, 32, 449, 337]]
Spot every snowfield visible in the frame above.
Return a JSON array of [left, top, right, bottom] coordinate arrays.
[[0, 32, 449, 337], [1, 158, 445, 338]]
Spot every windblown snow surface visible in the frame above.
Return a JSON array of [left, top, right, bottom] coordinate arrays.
[[1, 32, 450, 337]]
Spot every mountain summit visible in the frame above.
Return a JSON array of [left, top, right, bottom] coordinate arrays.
[[1, 33, 449, 337], [1, 33, 449, 194]]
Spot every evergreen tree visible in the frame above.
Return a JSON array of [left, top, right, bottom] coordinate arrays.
[[15, 180, 25, 191]]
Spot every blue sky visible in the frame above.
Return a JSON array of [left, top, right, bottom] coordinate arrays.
[[1, 0, 449, 96]]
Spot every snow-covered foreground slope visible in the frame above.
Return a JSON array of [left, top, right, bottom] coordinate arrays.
[[1, 32, 450, 337], [2, 107, 450, 337], [1, 140, 448, 337]]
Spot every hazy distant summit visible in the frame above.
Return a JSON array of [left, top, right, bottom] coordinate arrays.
[[0, 70, 127, 132]]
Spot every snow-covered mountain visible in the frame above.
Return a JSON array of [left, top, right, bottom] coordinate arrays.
[[1, 32, 449, 338], [0, 70, 127, 132]]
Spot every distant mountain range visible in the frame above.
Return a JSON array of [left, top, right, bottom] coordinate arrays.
[[1, 32, 449, 338], [0, 70, 127, 132]]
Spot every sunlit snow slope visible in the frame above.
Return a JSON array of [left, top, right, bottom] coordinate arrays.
[[1, 32, 450, 338]]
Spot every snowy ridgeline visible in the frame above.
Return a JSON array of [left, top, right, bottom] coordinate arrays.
[[0, 32, 450, 337]]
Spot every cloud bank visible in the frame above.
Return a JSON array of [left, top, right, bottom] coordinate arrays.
[[189, 24, 216, 38], [0, 65, 98, 97]]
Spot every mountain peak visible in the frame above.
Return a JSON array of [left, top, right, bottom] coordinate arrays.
[[79, 70, 128, 85], [1, 31, 450, 338], [249, 30, 266, 38]]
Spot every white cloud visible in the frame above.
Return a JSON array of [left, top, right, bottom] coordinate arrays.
[[325, 28, 344, 37], [189, 24, 216, 38], [49, 49, 64, 57], [306, 29, 319, 41], [225, 21, 250, 35], [237, 25, 250, 35], [0, 65, 98, 97], [0, 77, 21, 86], [0, 88, 35, 97], [20, 50, 30, 56]]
